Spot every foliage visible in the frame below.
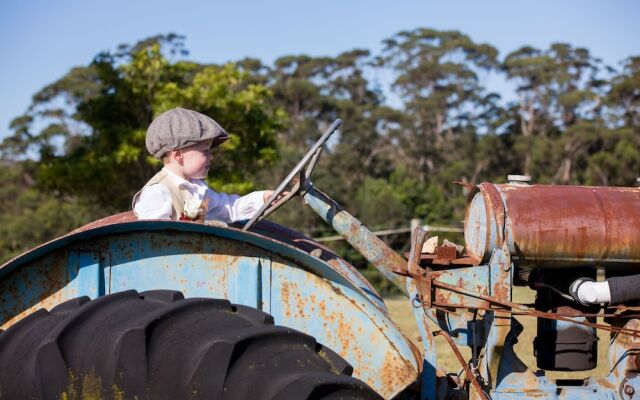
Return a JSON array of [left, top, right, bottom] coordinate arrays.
[[0, 162, 101, 261]]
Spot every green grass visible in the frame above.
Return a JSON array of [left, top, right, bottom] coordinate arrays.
[[384, 286, 610, 380]]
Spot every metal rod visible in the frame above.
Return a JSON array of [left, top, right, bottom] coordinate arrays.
[[303, 186, 409, 296], [471, 310, 478, 369], [430, 279, 640, 337], [434, 330, 489, 400], [431, 303, 640, 319], [402, 269, 639, 337]]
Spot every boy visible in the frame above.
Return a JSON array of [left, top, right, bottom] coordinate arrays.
[[132, 107, 275, 222]]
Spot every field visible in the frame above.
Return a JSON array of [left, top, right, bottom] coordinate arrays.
[[384, 286, 610, 380]]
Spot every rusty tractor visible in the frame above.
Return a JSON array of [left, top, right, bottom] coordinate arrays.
[[0, 119, 639, 399]]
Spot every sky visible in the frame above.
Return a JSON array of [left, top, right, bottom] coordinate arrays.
[[1, 0, 639, 141]]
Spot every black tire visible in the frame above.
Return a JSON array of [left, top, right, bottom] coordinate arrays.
[[0, 290, 381, 400]]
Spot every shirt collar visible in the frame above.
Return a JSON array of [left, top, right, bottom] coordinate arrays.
[[162, 167, 203, 190]]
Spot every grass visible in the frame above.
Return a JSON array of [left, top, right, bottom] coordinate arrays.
[[384, 286, 610, 380]]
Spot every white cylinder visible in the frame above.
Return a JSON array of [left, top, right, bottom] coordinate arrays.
[[575, 280, 611, 305]]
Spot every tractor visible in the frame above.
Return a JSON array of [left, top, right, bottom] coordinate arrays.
[[0, 120, 639, 399]]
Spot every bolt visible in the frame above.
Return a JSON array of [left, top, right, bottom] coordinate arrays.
[[625, 385, 635, 396]]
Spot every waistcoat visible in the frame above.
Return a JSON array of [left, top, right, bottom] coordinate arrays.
[[132, 169, 193, 219]]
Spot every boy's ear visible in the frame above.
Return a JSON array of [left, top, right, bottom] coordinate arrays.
[[171, 149, 183, 163]]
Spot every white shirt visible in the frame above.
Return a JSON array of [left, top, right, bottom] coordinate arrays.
[[133, 168, 266, 223]]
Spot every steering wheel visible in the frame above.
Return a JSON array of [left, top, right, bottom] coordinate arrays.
[[242, 119, 342, 231]]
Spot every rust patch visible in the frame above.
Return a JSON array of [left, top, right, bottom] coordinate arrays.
[[377, 349, 420, 398], [492, 280, 510, 301], [434, 245, 457, 265], [1, 250, 71, 329], [280, 281, 292, 319], [69, 211, 137, 234]]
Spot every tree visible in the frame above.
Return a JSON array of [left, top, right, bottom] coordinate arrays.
[[379, 28, 498, 181], [375, 28, 499, 226], [260, 50, 399, 234], [607, 56, 640, 128], [503, 43, 605, 180]]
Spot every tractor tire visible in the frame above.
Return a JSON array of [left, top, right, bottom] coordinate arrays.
[[0, 290, 381, 400]]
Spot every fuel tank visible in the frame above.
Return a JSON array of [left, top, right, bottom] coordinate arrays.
[[464, 183, 640, 268]]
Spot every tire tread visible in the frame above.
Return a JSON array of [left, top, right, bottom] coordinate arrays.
[[0, 290, 381, 400]]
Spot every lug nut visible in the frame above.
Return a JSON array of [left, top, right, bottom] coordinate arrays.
[[624, 385, 635, 396]]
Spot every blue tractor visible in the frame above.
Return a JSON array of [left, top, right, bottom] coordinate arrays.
[[1, 120, 639, 399]]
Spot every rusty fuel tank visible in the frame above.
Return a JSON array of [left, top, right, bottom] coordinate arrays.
[[464, 183, 640, 268]]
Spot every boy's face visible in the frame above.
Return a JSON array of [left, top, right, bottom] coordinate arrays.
[[179, 140, 213, 180]]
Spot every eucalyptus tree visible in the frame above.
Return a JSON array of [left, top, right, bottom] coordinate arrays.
[[583, 56, 640, 186], [376, 28, 499, 226], [503, 43, 604, 181], [378, 28, 499, 184], [264, 50, 400, 234], [607, 56, 640, 128]]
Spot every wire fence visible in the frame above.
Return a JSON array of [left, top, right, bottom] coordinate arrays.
[[313, 224, 463, 242]]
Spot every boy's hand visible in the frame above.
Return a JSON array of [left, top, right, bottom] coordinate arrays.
[[263, 190, 289, 204]]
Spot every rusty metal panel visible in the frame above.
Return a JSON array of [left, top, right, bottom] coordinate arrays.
[[245, 219, 385, 309], [107, 232, 230, 299], [67, 251, 108, 298], [0, 220, 420, 398], [0, 249, 77, 330], [0, 220, 382, 319], [491, 373, 621, 399], [269, 262, 419, 399], [432, 265, 491, 309], [607, 318, 640, 393], [228, 256, 270, 309]]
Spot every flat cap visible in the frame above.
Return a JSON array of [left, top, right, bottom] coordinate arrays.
[[146, 107, 230, 159]]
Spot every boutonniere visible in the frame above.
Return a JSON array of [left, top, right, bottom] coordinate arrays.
[[179, 198, 209, 222]]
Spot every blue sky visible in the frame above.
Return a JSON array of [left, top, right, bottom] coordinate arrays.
[[1, 0, 638, 141]]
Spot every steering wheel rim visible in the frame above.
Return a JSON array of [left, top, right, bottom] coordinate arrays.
[[242, 119, 342, 231]]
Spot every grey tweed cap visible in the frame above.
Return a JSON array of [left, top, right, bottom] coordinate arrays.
[[146, 107, 230, 159]]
